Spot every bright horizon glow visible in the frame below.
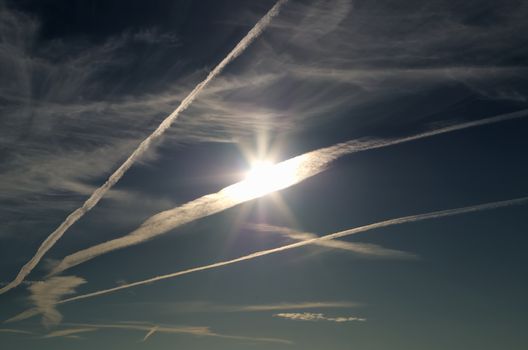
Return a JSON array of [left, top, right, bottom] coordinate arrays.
[[223, 158, 304, 201]]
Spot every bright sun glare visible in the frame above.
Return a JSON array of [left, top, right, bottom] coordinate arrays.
[[224, 158, 303, 202]]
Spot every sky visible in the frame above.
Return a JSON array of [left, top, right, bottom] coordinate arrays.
[[1, 0, 528, 349]]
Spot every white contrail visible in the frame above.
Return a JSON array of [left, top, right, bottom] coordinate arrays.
[[0, 328, 34, 335], [47, 141, 356, 276], [57, 196, 528, 304], [141, 326, 158, 342], [0, 0, 289, 295], [249, 223, 417, 259], [48, 108, 528, 276], [43, 327, 98, 339]]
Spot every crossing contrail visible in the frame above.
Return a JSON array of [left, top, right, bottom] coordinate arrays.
[[249, 223, 417, 258], [57, 196, 528, 304], [48, 108, 528, 276], [0, 0, 288, 295]]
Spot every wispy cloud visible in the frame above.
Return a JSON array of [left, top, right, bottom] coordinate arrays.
[[235, 301, 359, 312], [0, 328, 34, 335], [64, 322, 292, 344], [47, 108, 528, 277], [142, 301, 360, 313], [43, 327, 97, 339], [0, 0, 289, 295], [5, 276, 85, 328], [3, 308, 41, 324], [54, 196, 528, 305], [274, 312, 366, 322], [249, 224, 416, 259], [0, 280, 37, 287], [13, 321, 290, 344]]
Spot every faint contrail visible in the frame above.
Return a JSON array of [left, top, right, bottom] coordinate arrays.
[[0, 328, 34, 335], [249, 223, 417, 259], [43, 327, 98, 339], [0, 0, 288, 295], [58, 196, 528, 304], [63, 322, 292, 344], [141, 326, 158, 342], [48, 108, 528, 276]]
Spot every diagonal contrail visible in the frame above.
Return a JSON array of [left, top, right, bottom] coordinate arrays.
[[57, 196, 528, 304], [249, 223, 417, 259], [48, 108, 528, 276], [141, 326, 158, 342], [0, 0, 289, 295]]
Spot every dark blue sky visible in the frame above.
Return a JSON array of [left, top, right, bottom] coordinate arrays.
[[1, 0, 527, 349]]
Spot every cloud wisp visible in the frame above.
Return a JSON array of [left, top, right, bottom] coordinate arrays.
[[249, 224, 416, 259], [141, 301, 360, 313], [62, 322, 292, 344], [0, 328, 34, 335], [274, 312, 366, 322], [0, 0, 289, 296], [43, 327, 98, 339], [21, 322, 290, 344], [234, 301, 359, 312], [54, 196, 528, 305], [5, 276, 85, 328], [48, 108, 528, 276]]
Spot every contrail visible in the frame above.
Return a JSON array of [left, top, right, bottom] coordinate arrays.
[[141, 326, 158, 342], [48, 108, 528, 276], [0, 328, 34, 335], [249, 223, 417, 259], [47, 141, 358, 276], [63, 322, 292, 344], [0, 0, 288, 295], [58, 196, 528, 304], [43, 327, 98, 339]]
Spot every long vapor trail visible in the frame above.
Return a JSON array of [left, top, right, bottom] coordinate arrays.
[[0, 0, 288, 295], [58, 196, 528, 304], [249, 223, 417, 259], [48, 108, 528, 276]]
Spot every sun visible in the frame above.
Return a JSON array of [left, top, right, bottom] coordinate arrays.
[[223, 158, 302, 202], [245, 160, 276, 184]]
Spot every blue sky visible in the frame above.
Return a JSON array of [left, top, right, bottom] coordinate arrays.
[[1, 0, 528, 349]]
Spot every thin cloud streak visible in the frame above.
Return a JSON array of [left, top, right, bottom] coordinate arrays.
[[0, 0, 289, 295], [236, 301, 360, 312], [3, 308, 41, 324], [141, 326, 158, 342], [250, 224, 416, 259], [126, 300, 360, 313], [0, 328, 34, 335], [27, 322, 290, 343], [274, 312, 366, 322], [58, 196, 528, 304], [43, 327, 98, 339], [48, 108, 528, 276], [65, 322, 292, 344]]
